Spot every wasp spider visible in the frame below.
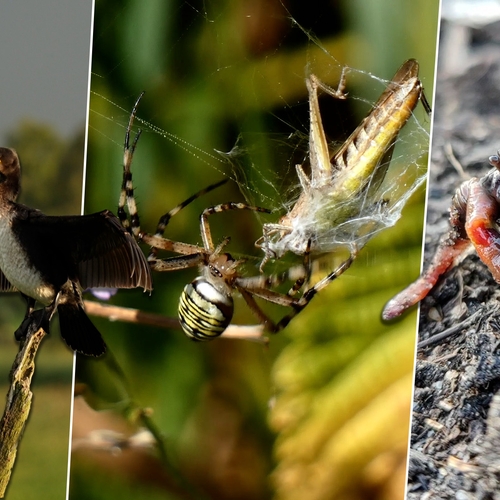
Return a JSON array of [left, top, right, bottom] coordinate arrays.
[[118, 94, 352, 340]]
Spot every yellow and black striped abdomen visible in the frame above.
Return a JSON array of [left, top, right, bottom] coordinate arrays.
[[178, 277, 234, 341]]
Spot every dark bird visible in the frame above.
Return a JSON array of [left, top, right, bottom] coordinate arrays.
[[0, 147, 152, 356]]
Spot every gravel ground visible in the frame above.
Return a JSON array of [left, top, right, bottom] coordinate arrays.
[[406, 18, 500, 500]]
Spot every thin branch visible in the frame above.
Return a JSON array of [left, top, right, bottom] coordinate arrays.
[[444, 142, 468, 180], [0, 324, 46, 497], [83, 300, 268, 344], [417, 308, 483, 349]]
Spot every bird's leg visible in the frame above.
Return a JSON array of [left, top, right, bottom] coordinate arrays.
[[14, 295, 52, 341]]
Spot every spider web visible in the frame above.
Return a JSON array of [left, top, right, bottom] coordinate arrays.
[[87, 0, 434, 273], [78, 4, 439, 499], [225, 59, 431, 261]]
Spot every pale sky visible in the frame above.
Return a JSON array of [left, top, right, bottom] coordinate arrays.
[[0, 0, 93, 143]]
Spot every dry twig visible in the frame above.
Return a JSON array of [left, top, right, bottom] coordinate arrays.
[[0, 323, 47, 497], [83, 300, 267, 344]]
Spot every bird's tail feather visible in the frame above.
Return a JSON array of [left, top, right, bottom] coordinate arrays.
[[58, 303, 106, 357]]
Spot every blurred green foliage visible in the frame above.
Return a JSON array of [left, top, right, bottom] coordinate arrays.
[[7, 122, 85, 214], [76, 1, 439, 499], [0, 121, 84, 498]]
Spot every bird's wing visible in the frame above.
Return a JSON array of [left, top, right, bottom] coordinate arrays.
[[13, 206, 152, 292]]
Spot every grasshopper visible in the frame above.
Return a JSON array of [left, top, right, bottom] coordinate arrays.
[[258, 59, 431, 280]]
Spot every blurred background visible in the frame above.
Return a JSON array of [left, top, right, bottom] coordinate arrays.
[[0, 1, 93, 499], [74, 1, 439, 499]]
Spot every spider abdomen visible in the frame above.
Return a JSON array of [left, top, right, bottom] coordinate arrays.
[[178, 276, 234, 341]]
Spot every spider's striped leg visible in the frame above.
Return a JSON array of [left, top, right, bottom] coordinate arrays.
[[120, 117, 206, 256], [252, 237, 312, 297], [119, 92, 145, 237], [237, 247, 356, 333], [200, 202, 271, 252], [119, 95, 231, 259], [238, 288, 281, 333], [236, 261, 309, 297], [274, 249, 357, 331], [148, 252, 206, 272], [149, 236, 233, 273], [233, 265, 311, 332], [147, 179, 229, 261], [286, 238, 312, 297]]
